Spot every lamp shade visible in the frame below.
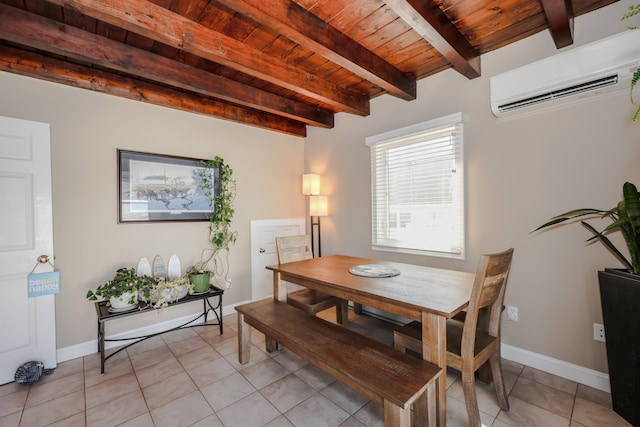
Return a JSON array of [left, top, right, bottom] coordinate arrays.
[[302, 174, 320, 195], [309, 195, 328, 217]]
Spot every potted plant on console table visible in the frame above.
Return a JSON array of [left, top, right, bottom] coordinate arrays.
[[534, 181, 640, 426], [185, 265, 211, 294], [87, 267, 157, 311]]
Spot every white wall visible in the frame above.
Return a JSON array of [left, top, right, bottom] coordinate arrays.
[[305, 1, 640, 374], [0, 72, 305, 348]]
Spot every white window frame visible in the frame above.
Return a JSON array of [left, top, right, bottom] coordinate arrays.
[[365, 112, 465, 259]]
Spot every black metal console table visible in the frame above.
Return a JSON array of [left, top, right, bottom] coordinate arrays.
[[94, 287, 224, 373]]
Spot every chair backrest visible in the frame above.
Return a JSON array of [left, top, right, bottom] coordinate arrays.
[[461, 248, 514, 354], [275, 235, 313, 264]]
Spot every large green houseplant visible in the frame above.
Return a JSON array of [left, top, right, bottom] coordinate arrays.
[[534, 181, 640, 273], [535, 182, 640, 425], [188, 156, 237, 289]]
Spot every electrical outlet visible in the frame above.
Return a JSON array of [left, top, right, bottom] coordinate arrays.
[[594, 323, 606, 342], [506, 305, 518, 321]]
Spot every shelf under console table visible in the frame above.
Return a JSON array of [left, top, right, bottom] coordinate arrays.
[[94, 287, 224, 374]]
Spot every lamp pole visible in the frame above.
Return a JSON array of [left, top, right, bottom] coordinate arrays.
[[310, 215, 321, 257]]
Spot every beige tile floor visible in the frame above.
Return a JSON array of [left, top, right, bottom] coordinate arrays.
[[0, 308, 632, 427]]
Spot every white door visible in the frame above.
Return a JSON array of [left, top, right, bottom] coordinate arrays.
[[250, 218, 305, 300], [0, 116, 56, 385]]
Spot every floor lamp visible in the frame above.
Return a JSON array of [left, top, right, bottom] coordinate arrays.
[[302, 174, 327, 258], [309, 195, 328, 257]]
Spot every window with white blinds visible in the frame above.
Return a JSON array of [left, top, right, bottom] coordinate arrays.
[[365, 113, 465, 259]]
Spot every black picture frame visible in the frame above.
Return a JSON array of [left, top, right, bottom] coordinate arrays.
[[118, 150, 219, 223]]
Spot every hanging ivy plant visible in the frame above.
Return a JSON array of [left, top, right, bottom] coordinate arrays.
[[622, 5, 640, 121], [207, 156, 237, 251], [187, 156, 237, 287]]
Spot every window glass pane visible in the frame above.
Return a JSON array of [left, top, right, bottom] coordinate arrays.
[[366, 113, 464, 259]]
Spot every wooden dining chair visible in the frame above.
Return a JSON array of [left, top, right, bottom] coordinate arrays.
[[393, 248, 514, 427], [275, 235, 349, 326]]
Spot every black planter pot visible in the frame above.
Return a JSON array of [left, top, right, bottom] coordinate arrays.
[[598, 268, 640, 426]]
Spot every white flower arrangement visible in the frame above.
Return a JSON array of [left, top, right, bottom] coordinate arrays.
[[139, 277, 192, 309]]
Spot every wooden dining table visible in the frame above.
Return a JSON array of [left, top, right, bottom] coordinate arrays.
[[266, 254, 474, 427]]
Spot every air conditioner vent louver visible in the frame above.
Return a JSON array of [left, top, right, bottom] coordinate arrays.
[[497, 75, 619, 113]]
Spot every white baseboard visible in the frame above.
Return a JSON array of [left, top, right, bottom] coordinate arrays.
[[501, 344, 610, 392], [57, 301, 610, 393], [57, 340, 97, 364]]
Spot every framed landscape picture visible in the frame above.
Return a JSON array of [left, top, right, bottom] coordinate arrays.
[[118, 150, 219, 223]]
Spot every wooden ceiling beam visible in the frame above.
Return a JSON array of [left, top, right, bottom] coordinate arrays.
[[385, 0, 480, 79], [43, 0, 370, 116], [0, 4, 333, 128], [217, 0, 416, 101], [541, 0, 574, 48], [0, 45, 307, 137]]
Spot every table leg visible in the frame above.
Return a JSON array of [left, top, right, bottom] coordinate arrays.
[[273, 270, 287, 302], [238, 312, 251, 364], [353, 302, 363, 314], [421, 311, 447, 427], [265, 337, 279, 353], [204, 293, 225, 334], [383, 400, 411, 427], [98, 320, 105, 375], [219, 296, 223, 334], [268, 270, 286, 352]]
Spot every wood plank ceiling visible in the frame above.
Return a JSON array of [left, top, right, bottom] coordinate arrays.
[[0, 0, 618, 137]]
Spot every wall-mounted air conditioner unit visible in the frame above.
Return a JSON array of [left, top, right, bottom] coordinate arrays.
[[490, 30, 640, 117]]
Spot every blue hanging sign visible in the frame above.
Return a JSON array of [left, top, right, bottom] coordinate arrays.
[[28, 271, 60, 297]]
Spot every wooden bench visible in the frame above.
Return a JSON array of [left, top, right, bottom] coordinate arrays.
[[236, 299, 441, 427]]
